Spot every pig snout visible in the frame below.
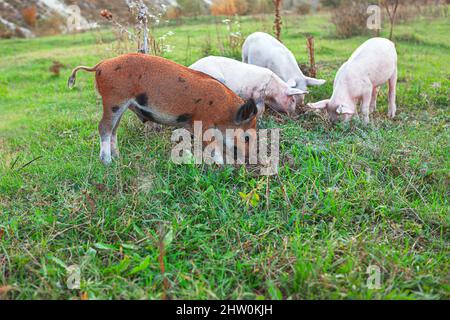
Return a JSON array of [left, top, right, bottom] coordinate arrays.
[[328, 109, 353, 124], [279, 95, 296, 114], [287, 99, 297, 114], [271, 95, 296, 115], [295, 94, 305, 106], [328, 110, 339, 124]]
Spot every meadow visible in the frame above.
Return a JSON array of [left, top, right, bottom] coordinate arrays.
[[0, 12, 448, 299]]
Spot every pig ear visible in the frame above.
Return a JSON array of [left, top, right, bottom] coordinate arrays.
[[306, 99, 329, 110], [336, 104, 354, 114], [287, 88, 308, 96], [255, 99, 266, 117], [306, 77, 326, 86], [235, 99, 258, 125], [286, 79, 297, 88]]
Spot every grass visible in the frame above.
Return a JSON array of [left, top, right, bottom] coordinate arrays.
[[0, 13, 449, 300]]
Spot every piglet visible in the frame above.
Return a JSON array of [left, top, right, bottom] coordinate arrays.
[[242, 32, 326, 104], [307, 37, 398, 124], [190, 56, 307, 116], [68, 54, 258, 165]]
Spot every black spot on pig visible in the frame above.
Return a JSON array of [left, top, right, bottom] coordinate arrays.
[[138, 109, 155, 123], [112, 106, 120, 113], [177, 113, 191, 123], [209, 101, 214, 106], [114, 65, 122, 71], [134, 111, 148, 123], [136, 93, 148, 106], [194, 98, 202, 104]]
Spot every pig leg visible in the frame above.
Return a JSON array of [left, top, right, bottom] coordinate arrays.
[[129, 104, 147, 123], [110, 102, 129, 159], [242, 50, 248, 63], [388, 69, 397, 119], [361, 90, 372, 124], [370, 87, 378, 113], [111, 124, 121, 159], [99, 113, 113, 165]]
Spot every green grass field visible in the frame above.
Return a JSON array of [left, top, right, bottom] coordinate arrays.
[[0, 13, 449, 299]]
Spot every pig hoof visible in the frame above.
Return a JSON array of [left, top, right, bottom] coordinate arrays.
[[100, 153, 112, 165], [111, 149, 120, 159]]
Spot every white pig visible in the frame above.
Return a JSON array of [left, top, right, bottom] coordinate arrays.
[[189, 56, 307, 115], [242, 32, 326, 103], [306, 37, 398, 124]]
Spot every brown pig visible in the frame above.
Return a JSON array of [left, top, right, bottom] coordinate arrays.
[[68, 53, 258, 165]]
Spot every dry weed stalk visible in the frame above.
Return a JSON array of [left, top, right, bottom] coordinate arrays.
[[273, 0, 283, 41], [306, 36, 316, 78]]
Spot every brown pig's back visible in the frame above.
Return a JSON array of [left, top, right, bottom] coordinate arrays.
[[95, 54, 244, 125]]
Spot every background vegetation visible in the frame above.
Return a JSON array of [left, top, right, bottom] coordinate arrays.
[[0, 7, 449, 299]]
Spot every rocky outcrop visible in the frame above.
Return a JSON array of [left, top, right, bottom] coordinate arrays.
[[0, 0, 34, 37], [0, 15, 34, 37], [0, 0, 215, 38]]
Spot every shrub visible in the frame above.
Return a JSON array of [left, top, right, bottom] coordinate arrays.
[[391, 0, 444, 24], [248, 0, 274, 14], [321, 0, 341, 7], [177, 0, 207, 17], [234, 0, 249, 14], [282, 0, 312, 15], [296, 3, 312, 15], [211, 0, 249, 16], [165, 6, 183, 21], [331, 0, 370, 38], [36, 14, 65, 36], [21, 6, 37, 27]]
